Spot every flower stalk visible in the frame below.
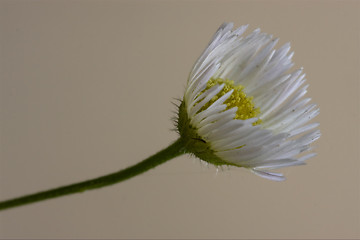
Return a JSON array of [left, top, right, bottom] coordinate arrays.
[[0, 138, 186, 211], [0, 22, 320, 211]]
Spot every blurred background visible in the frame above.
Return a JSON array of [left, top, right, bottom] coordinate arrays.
[[0, 0, 359, 239]]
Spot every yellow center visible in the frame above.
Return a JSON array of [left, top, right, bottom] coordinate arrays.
[[201, 78, 262, 125]]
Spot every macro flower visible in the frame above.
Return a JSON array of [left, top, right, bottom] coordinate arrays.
[[177, 23, 320, 181], [0, 23, 321, 211]]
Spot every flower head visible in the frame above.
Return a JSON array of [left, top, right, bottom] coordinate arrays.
[[177, 23, 320, 181]]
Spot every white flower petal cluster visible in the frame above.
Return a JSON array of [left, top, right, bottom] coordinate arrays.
[[179, 23, 320, 181]]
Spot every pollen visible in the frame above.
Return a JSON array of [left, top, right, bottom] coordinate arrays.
[[202, 78, 262, 125]]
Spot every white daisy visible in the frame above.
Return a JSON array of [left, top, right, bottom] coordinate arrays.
[[177, 23, 320, 181]]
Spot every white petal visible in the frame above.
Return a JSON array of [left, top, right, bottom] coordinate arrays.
[[251, 169, 285, 181], [247, 158, 305, 169], [191, 104, 228, 127], [298, 153, 317, 161], [197, 110, 238, 138], [189, 23, 235, 81], [198, 107, 237, 128], [189, 84, 225, 118], [186, 60, 220, 106], [288, 122, 320, 137]]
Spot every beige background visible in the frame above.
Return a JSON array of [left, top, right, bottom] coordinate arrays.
[[0, 0, 359, 239]]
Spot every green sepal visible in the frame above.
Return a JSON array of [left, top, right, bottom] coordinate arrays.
[[177, 101, 238, 167]]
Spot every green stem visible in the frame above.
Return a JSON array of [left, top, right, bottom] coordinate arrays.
[[0, 138, 186, 211]]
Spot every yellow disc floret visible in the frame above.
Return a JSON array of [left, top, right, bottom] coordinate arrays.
[[201, 78, 262, 125]]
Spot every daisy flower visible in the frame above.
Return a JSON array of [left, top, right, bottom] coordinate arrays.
[[177, 23, 320, 181], [0, 23, 321, 211]]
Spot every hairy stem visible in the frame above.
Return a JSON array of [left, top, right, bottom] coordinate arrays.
[[0, 138, 186, 211]]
